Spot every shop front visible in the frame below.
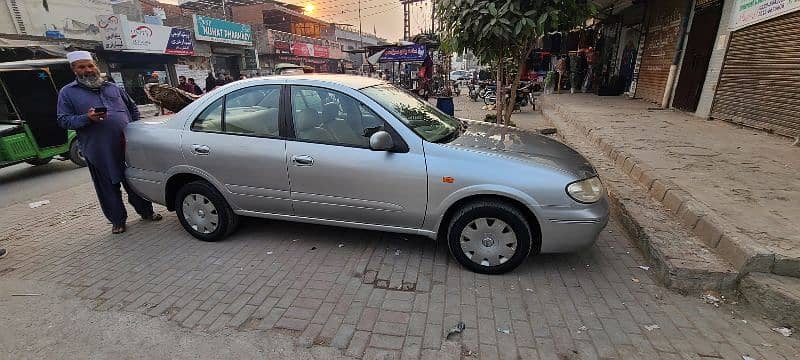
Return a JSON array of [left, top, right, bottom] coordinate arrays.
[[262, 30, 343, 74], [96, 14, 195, 104], [193, 15, 256, 79], [710, 1, 800, 138]]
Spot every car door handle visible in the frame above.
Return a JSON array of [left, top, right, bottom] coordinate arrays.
[[292, 155, 314, 166], [192, 144, 210, 155]]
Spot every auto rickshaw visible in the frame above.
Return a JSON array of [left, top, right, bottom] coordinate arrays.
[[0, 58, 85, 168]]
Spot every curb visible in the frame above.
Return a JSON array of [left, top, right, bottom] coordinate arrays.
[[539, 96, 792, 278], [538, 104, 738, 293]]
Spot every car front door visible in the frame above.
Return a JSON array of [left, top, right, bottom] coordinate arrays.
[[285, 85, 427, 229], [181, 84, 292, 215]]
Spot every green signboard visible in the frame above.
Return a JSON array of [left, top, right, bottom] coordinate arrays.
[[193, 15, 252, 46]]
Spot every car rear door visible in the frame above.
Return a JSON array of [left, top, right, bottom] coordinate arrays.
[[284, 84, 427, 229], [180, 84, 292, 215]]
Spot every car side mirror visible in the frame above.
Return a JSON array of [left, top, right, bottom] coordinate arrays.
[[369, 131, 395, 151]]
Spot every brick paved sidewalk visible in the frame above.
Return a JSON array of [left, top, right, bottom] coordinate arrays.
[[1, 180, 798, 359]]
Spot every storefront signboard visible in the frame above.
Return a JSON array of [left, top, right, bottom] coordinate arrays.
[[730, 0, 800, 30], [98, 14, 195, 55], [314, 45, 330, 58], [379, 44, 427, 63], [193, 15, 253, 46], [292, 42, 314, 57]]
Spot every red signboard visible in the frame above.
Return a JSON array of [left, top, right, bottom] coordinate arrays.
[[274, 40, 290, 54], [313, 45, 329, 58], [291, 42, 313, 57]]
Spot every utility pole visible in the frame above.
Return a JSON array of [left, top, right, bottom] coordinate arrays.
[[222, 0, 227, 20], [430, 0, 435, 34], [358, 0, 365, 74]]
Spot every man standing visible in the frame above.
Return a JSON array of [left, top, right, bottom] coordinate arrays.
[[187, 78, 203, 95], [57, 51, 162, 234]]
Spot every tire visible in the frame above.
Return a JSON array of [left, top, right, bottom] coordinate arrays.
[[484, 93, 496, 105], [175, 180, 239, 242], [25, 157, 53, 166], [69, 140, 87, 167], [446, 200, 533, 274]]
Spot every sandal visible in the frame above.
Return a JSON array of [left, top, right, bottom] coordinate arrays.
[[141, 213, 163, 221], [112, 224, 126, 234]]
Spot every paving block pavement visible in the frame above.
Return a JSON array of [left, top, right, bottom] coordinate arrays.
[[2, 168, 800, 358]]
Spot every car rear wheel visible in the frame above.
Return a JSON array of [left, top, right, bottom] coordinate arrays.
[[175, 180, 238, 242], [446, 200, 532, 274], [69, 140, 86, 167], [25, 157, 53, 166]]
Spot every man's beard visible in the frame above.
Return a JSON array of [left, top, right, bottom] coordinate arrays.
[[77, 73, 105, 89]]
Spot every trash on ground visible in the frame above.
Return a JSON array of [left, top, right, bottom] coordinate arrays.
[[445, 321, 466, 339], [631, 278, 640, 283], [539, 128, 557, 135], [292, 239, 298, 242], [761, 343, 773, 347], [266, 251, 273, 255], [638, 266, 650, 271], [496, 326, 511, 334], [771, 327, 792, 337], [741, 320, 748, 324], [394, 249, 401, 256], [11, 293, 42, 296], [338, 243, 344, 248], [578, 326, 588, 331], [742, 355, 756, 360], [702, 293, 721, 307], [28, 200, 50, 208], [644, 324, 660, 331], [525, 288, 534, 292], [310, 247, 317, 251]]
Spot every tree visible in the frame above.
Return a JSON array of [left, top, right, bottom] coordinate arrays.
[[436, 0, 595, 124]]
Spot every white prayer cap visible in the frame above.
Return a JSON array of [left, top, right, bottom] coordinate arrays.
[[66, 51, 93, 63]]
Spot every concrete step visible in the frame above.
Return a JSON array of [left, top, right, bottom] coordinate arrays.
[[740, 272, 800, 328], [539, 96, 800, 279], [540, 105, 738, 294]]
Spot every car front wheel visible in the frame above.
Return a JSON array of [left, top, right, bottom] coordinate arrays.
[[175, 180, 238, 242], [446, 200, 532, 274]]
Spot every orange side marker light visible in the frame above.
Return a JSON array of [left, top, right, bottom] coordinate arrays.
[[442, 176, 455, 183]]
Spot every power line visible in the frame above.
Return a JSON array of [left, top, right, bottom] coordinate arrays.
[[314, 1, 397, 18]]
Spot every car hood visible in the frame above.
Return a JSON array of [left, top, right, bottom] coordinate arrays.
[[446, 120, 597, 179]]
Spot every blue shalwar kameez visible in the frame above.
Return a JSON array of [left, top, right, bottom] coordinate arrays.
[[57, 81, 153, 227]]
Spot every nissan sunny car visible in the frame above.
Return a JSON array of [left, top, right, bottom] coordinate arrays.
[[124, 75, 608, 274]]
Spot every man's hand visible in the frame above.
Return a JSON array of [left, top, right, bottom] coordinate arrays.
[[87, 108, 105, 122]]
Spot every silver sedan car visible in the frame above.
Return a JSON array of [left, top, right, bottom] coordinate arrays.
[[125, 75, 608, 274]]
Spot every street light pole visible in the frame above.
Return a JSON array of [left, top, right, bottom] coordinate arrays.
[[358, 0, 365, 74], [222, 0, 227, 20]]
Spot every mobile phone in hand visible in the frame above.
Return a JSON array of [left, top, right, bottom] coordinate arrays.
[[94, 107, 107, 113]]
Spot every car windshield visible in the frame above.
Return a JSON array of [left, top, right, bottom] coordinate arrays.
[[360, 84, 461, 143]]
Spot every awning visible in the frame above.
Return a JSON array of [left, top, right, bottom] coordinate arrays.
[[0, 37, 89, 57]]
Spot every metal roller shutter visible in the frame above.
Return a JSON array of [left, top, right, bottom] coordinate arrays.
[[711, 10, 800, 137], [635, 0, 684, 103]]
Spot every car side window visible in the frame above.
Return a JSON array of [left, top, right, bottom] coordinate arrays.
[[191, 97, 223, 132], [223, 85, 281, 137], [291, 86, 385, 148]]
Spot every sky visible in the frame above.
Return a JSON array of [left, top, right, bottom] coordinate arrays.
[[159, 0, 436, 41]]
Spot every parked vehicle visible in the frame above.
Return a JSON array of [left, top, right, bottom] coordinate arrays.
[[125, 75, 608, 274], [0, 59, 85, 169], [483, 82, 535, 111]]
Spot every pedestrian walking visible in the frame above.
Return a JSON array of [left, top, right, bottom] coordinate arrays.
[[56, 51, 162, 234]]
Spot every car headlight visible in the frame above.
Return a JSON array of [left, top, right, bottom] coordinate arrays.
[[566, 176, 604, 203]]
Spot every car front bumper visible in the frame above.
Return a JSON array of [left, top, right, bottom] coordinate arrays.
[[536, 197, 610, 253]]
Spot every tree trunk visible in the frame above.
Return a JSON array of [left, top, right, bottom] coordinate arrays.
[[504, 45, 534, 125], [495, 61, 503, 122]]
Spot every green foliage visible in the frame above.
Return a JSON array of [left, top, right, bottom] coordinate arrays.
[[436, 0, 595, 65]]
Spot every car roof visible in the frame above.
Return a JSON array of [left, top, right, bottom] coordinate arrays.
[[258, 74, 385, 90], [0, 58, 70, 70]]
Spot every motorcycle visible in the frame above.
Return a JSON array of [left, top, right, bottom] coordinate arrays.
[[483, 82, 535, 111], [467, 83, 479, 101]]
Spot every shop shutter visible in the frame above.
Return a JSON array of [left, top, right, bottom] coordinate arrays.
[[711, 10, 800, 137], [635, 0, 684, 103]]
